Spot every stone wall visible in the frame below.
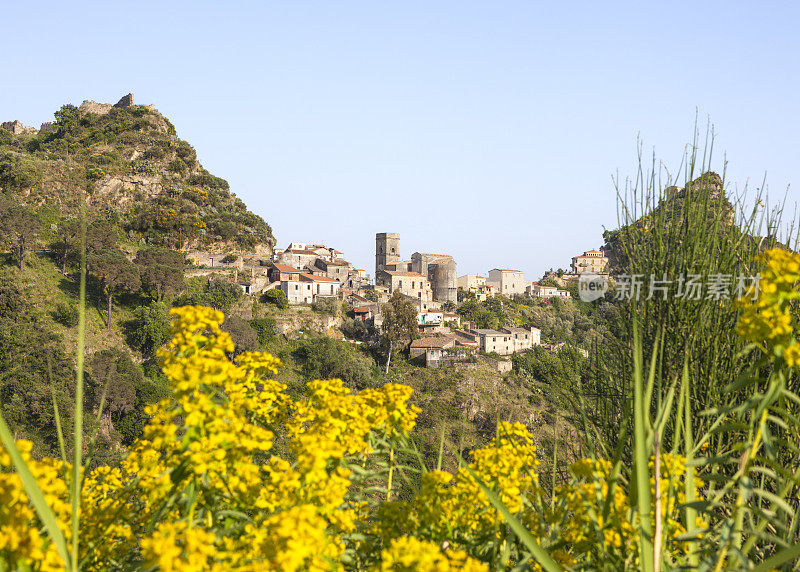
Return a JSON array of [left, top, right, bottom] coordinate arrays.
[[1, 120, 37, 135]]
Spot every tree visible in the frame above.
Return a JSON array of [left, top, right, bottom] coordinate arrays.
[[89, 348, 142, 420], [294, 337, 375, 389], [174, 276, 242, 311], [0, 201, 42, 271], [53, 104, 80, 134], [221, 315, 258, 355], [126, 302, 171, 358], [53, 218, 80, 274], [135, 247, 186, 302], [88, 251, 141, 331], [261, 288, 288, 309], [380, 291, 418, 373], [86, 219, 118, 254], [249, 316, 276, 347]]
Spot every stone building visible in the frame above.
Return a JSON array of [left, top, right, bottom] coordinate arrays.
[[487, 269, 526, 296], [376, 270, 432, 303], [375, 233, 457, 304], [469, 329, 514, 355], [375, 233, 401, 277], [279, 273, 340, 305], [313, 258, 352, 282], [411, 252, 457, 304], [571, 249, 609, 274], [458, 274, 486, 290], [500, 327, 541, 352]]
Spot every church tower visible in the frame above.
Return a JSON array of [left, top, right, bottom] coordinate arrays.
[[375, 232, 401, 278]]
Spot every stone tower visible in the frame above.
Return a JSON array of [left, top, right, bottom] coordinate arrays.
[[375, 233, 401, 278]]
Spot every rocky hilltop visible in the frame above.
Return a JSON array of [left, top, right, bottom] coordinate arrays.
[[0, 93, 274, 253]]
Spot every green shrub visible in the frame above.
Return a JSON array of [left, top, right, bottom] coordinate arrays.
[[260, 288, 288, 309], [312, 296, 339, 315], [125, 302, 171, 357], [249, 316, 276, 347], [52, 302, 79, 327], [293, 337, 375, 389]]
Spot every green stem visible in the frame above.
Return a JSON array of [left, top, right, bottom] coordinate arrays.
[[71, 192, 87, 570]]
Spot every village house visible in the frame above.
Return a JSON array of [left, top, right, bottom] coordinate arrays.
[[571, 249, 609, 275], [458, 274, 497, 301], [417, 311, 445, 334], [487, 269, 526, 295], [458, 274, 486, 290], [301, 273, 340, 298], [353, 306, 373, 322], [469, 328, 514, 355], [528, 283, 558, 297], [279, 273, 340, 305], [313, 258, 352, 281], [500, 326, 541, 352], [375, 269, 435, 308], [268, 263, 302, 282], [409, 335, 475, 368]]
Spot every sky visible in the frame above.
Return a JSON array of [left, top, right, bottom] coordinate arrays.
[[2, 1, 799, 279]]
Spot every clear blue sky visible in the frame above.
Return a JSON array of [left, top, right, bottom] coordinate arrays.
[[2, 1, 798, 278]]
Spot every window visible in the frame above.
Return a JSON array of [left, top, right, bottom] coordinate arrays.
[[294, 285, 298, 290], [398, 280, 403, 288]]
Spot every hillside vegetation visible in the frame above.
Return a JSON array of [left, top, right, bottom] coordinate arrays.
[[0, 98, 274, 252]]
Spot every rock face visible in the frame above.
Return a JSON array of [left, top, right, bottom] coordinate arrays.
[[1, 120, 37, 135]]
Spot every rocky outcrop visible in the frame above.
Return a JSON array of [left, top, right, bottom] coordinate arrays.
[[92, 173, 165, 209]]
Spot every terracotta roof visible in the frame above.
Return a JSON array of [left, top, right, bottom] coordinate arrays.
[[410, 336, 456, 349], [272, 263, 301, 273], [491, 268, 523, 273], [325, 259, 350, 266], [353, 306, 371, 313], [348, 293, 369, 302], [383, 270, 426, 278], [300, 273, 339, 283]]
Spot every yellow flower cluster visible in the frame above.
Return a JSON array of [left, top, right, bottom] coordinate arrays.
[[549, 454, 705, 568], [737, 248, 800, 365], [379, 536, 488, 571], [0, 304, 719, 570], [1, 306, 422, 570], [373, 422, 540, 559], [0, 441, 69, 571]]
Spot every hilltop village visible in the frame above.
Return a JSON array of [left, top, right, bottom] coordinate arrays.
[[184, 232, 607, 369]]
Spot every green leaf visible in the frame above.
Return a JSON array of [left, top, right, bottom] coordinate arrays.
[[749, 543, 800, 572]]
